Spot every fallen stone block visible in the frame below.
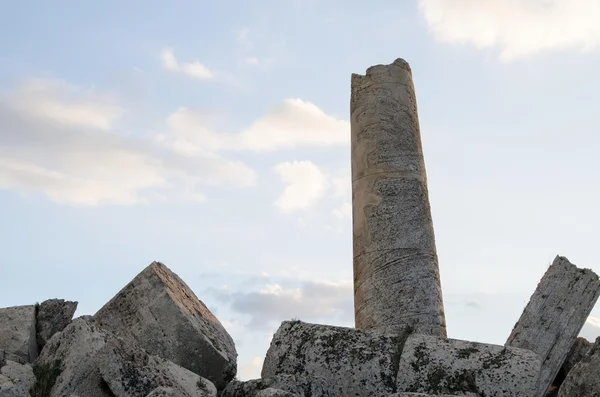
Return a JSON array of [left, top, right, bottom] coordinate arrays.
[[388, 392, 480, 397], [93, 261, 237, 389], [506, 256, 600, 397], [396, 333, 540, 397], [221, 374, 330, 397], [558, 336, 600, 397], [36, 299, 78, 351], [0, 360, 35, 397], [147, 387, 186, 397], [96, 336, 217, 397], [261, 320, 409, 397], [36, 317, 112, 397], [0, 305, 37, 363], [562, 337, 592, 375]]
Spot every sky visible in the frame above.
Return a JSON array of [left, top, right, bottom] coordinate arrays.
[[1, 0, 600, 381]]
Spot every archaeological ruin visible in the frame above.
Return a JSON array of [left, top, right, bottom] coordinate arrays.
[[1, 59, 600, 397]]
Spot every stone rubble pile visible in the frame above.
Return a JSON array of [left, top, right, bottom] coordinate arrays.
[[2, 58, 600, 396]]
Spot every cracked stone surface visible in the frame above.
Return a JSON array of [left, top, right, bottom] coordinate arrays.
[[350, 58, 445, 336], [262, 320, 409, 397], [506, 256, 600, 397], [396, 333, 540, 397]]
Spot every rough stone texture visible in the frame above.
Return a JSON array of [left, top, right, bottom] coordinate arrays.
[[36, 299, 78, 351], [558, 336, 600, 397], [562, 337, 592, 375], [93, 261, 237, 389], [0, 360, 34, 397], [0, 306, 37, 363], [256, 388, 298, 397], [350, 58, 446, 336], [222, 375, 330, 397], [391, 394, 478, 397], [147, 387, 187, 397], [262, 320, 409, 397], [36, 317, 112, 397], [506, 255, 600, 397], [95, 336, 217, 397], [396, 333, 541, 396]]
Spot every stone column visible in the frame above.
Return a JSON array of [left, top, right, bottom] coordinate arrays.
[[350, 58, 446, 336]]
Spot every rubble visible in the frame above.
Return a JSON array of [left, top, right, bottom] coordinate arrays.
[[0, 306, 37, 363], [396, 334, 540, 396], [35, 299, 78, 352], [506, 256, 600, 397], [93, 261, 237, 390], [558, 336, 600, 397]]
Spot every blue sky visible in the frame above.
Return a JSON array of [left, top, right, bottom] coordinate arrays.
[[2, 0, 600, 380]]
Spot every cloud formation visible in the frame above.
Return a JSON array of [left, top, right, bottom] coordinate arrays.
[[273, 161, 329, 213], [158, 99, 349, 153], [212, 278, 353, 330], [0, 78, 255, 205], [161, 48, 214, 80], [419, 0, 600, 61]]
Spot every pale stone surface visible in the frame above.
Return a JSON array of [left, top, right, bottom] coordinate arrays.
[[350, 58, 445, 336], [506, 256, 600, 397], [256, 388, 298, 397], [93, 261, 237, 389], [391, 394, 478, 397], [36, 299, 78, 351], [36, 318, 112, 397], [262, 321, 409, 397], [221, 375, 330, 397], [96, 337, 217, 397], [0, 306, 37, 363], [0, 360, 34, 397], [147, 387, 186, 397], [558, 336, 600, 397], [396, 334, 540, 396]]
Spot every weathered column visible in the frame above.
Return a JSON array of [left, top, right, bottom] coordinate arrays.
[[350, 58, 446, 336], [506, 255, 600, 397]]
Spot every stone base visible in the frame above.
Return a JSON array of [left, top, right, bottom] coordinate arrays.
[[262, 321, 541, 397]]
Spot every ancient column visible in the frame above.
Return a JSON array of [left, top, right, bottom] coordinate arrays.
[[350, 58, 446, 336], [506, 255, 600, 397]]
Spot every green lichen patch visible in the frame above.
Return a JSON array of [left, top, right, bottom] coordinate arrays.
[[30, 359, 62, 397]]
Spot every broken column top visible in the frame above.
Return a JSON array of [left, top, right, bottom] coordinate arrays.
[[352, 58, 411, 78]]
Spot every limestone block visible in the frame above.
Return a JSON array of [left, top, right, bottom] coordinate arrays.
[[350, 58, 445, 336], [388, 392, 480, 397], [93, 261, 237, 389], [396, 334, 540, 397], [562, 337, 592, 375], [256, 388, 298, 397], [262, 320, 409, 397], [0, 305, 37, 363], [36, 299, 78, 351], [147, 387, 187, 397], [36, 317, 112, 397], [0, 360, 34, 397], [506, 256, 600, 397], [96, 337, 217, 397], [221, 375, 330, 397], [558, 336, 600, 397]]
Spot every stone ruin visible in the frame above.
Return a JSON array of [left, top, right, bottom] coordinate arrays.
[[1, 58, 600, 397]]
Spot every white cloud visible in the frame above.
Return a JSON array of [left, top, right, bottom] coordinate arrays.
[[333, 202, 352, 219], [419, 0, 600, 61], [161, 48, 213, 80], [158, 99, 349, 153], [0, 78, 256, 206], [8, 78, 123, 130], [238, 356, 263, 381], [273, 161, 328, 213], [244, 56, 259, 65]]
